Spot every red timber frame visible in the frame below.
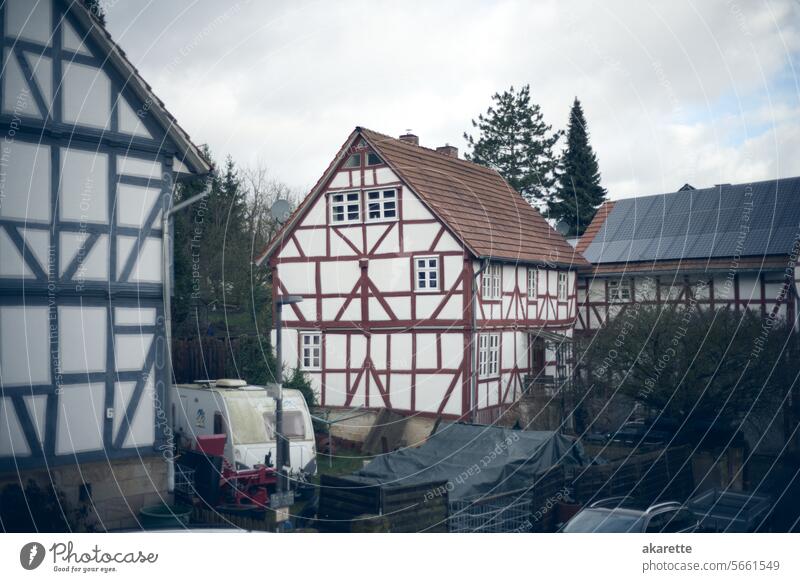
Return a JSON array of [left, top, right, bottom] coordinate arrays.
[[473, 264, 577, 423], [575, 261, 799, 335], [268, 137, 579, 420]]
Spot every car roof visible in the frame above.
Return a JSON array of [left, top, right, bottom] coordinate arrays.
[[589, 498, 684, 513]]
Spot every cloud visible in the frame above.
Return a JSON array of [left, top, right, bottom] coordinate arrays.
[[104, 0, 800, 199]]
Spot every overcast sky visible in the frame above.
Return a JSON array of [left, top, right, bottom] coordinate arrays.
[[104, 0, 800, 200]]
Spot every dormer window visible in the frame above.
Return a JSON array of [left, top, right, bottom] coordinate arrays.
[[331, 192, 360, 223], [366, 189, 396, 221]]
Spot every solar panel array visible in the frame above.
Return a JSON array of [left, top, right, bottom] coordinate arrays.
[[582, 178, 800, 264]]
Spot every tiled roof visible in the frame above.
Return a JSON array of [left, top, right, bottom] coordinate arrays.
[[257, 127, 586, 267], [361, 128, 587, 266], [581, 178, 800, 264], [576, 200, 615, 254]]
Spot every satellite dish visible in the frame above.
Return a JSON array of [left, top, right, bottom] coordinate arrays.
[[555, 221, 571, 236], [270, 199, 292, 224]]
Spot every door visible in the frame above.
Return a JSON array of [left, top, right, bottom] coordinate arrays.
[[529, 335, 545, 377]]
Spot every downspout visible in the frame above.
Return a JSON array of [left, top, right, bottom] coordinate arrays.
[[470, 257, 490, 423], [163, 181, 211, 493]]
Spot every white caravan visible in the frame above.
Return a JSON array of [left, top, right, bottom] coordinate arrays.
[[173, 379, 317, 478]]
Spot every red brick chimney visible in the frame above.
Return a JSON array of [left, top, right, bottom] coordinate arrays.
[[436, 145, 458, 158]]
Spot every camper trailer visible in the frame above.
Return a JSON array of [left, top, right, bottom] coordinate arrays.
[[174, 380, 317, 478]]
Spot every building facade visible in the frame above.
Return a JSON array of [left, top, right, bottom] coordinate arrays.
[[0, 0, 209, 529], [575, 180, 800, 334], [257, 128, 586, 423]]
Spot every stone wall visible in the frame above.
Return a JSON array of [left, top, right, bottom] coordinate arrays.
[[0, 456, 169, 531]]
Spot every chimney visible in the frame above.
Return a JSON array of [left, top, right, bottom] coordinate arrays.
[[399, 132, 419, 146], [436, 144, 459, 159]]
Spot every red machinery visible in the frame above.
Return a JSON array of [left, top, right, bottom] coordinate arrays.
[[194, 435, 278, 510]]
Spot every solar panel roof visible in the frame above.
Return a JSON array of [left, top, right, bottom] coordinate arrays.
[[582, 177, 800, 264]]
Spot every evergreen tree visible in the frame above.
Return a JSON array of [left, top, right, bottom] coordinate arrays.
[[549, 98, 607, 236], [464, 85, 560, 208]]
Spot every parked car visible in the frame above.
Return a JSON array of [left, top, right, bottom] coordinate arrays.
[[561, 498, 700, 532], [607, 418, 678, 446]]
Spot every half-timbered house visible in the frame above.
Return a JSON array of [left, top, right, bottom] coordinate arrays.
[[0, 0, 209, 528], [575, 179, 800, 334], [256, 128, 587, 423]]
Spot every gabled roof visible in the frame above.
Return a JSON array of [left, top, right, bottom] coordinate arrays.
[[580, 177, 800, 264], [576, 200, 615, 254], [68, 3, 211, 175], [257, 127, 586, 267]]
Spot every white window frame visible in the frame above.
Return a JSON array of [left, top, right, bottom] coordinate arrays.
[[414, 255, 440, 292], [300, 332, 321, 370], [557, 272, 568, 301], [478, 333, 500, 378], [330, 191, 361, 224], [527, 268, 539, 300], [365, 188, 397, 222], [608, 278, 632, 302], [482, 263, 502, 300]]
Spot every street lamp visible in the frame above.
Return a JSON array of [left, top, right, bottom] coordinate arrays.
[[274, 294, 303, 500]]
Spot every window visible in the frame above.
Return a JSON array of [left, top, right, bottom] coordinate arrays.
[[343, 153, 360, 168], [414, 256, 439, 291], [661, 509, 697, 533], [331, 191, 360, 223], [300, 333, 321, 370], [608, 278, 632, 302], [366, 152, 383, 166], [478, 334, 500, 378], [213, 412, 226, 435], [366, 189, 397, 221], [263, 411, 307, 440], [482, 263, 501, 300], [527, 268, 538, 299], [557, 272, 568, 301]]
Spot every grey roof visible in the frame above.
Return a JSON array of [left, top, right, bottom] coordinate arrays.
[[582, 177, 800, 264]]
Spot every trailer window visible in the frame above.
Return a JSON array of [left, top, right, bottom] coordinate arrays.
[[263, 411, 306, 440], [213, 411, 225, 435]]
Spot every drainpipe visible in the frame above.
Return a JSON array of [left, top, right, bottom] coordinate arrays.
[[163, 182, 211, 492], [470, 258, 490, 423]]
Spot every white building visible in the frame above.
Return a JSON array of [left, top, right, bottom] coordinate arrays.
[[0, 0, 209, 529], [256, 128, 587, 424]]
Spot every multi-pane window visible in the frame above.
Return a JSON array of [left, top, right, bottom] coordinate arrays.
[[478, 334, 500, 378], [366, 152, 383, 166], [527, 268, 538, 299], [482, 263, 501, 299], [300, 333, 321, 370], [366, 189, 397, 221], [608, 278, 632, 302], [331, 191, 360, 223], [414, 256, 439, 291], [557, 272, 568, 301]]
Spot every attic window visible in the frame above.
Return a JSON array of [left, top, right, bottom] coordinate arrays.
[[366, 152, 383, 166], [343, 153, 360, 168], [366, 189, 396, 221], [331, 192, 360, 223]]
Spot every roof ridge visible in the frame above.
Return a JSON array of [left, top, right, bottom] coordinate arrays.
[[610, 175, 800, 204], [359, 127, 500, 176]]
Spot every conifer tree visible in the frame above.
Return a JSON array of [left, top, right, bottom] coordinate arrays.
[[549, 98, 607, 236], [464, 85, 560, 208]]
